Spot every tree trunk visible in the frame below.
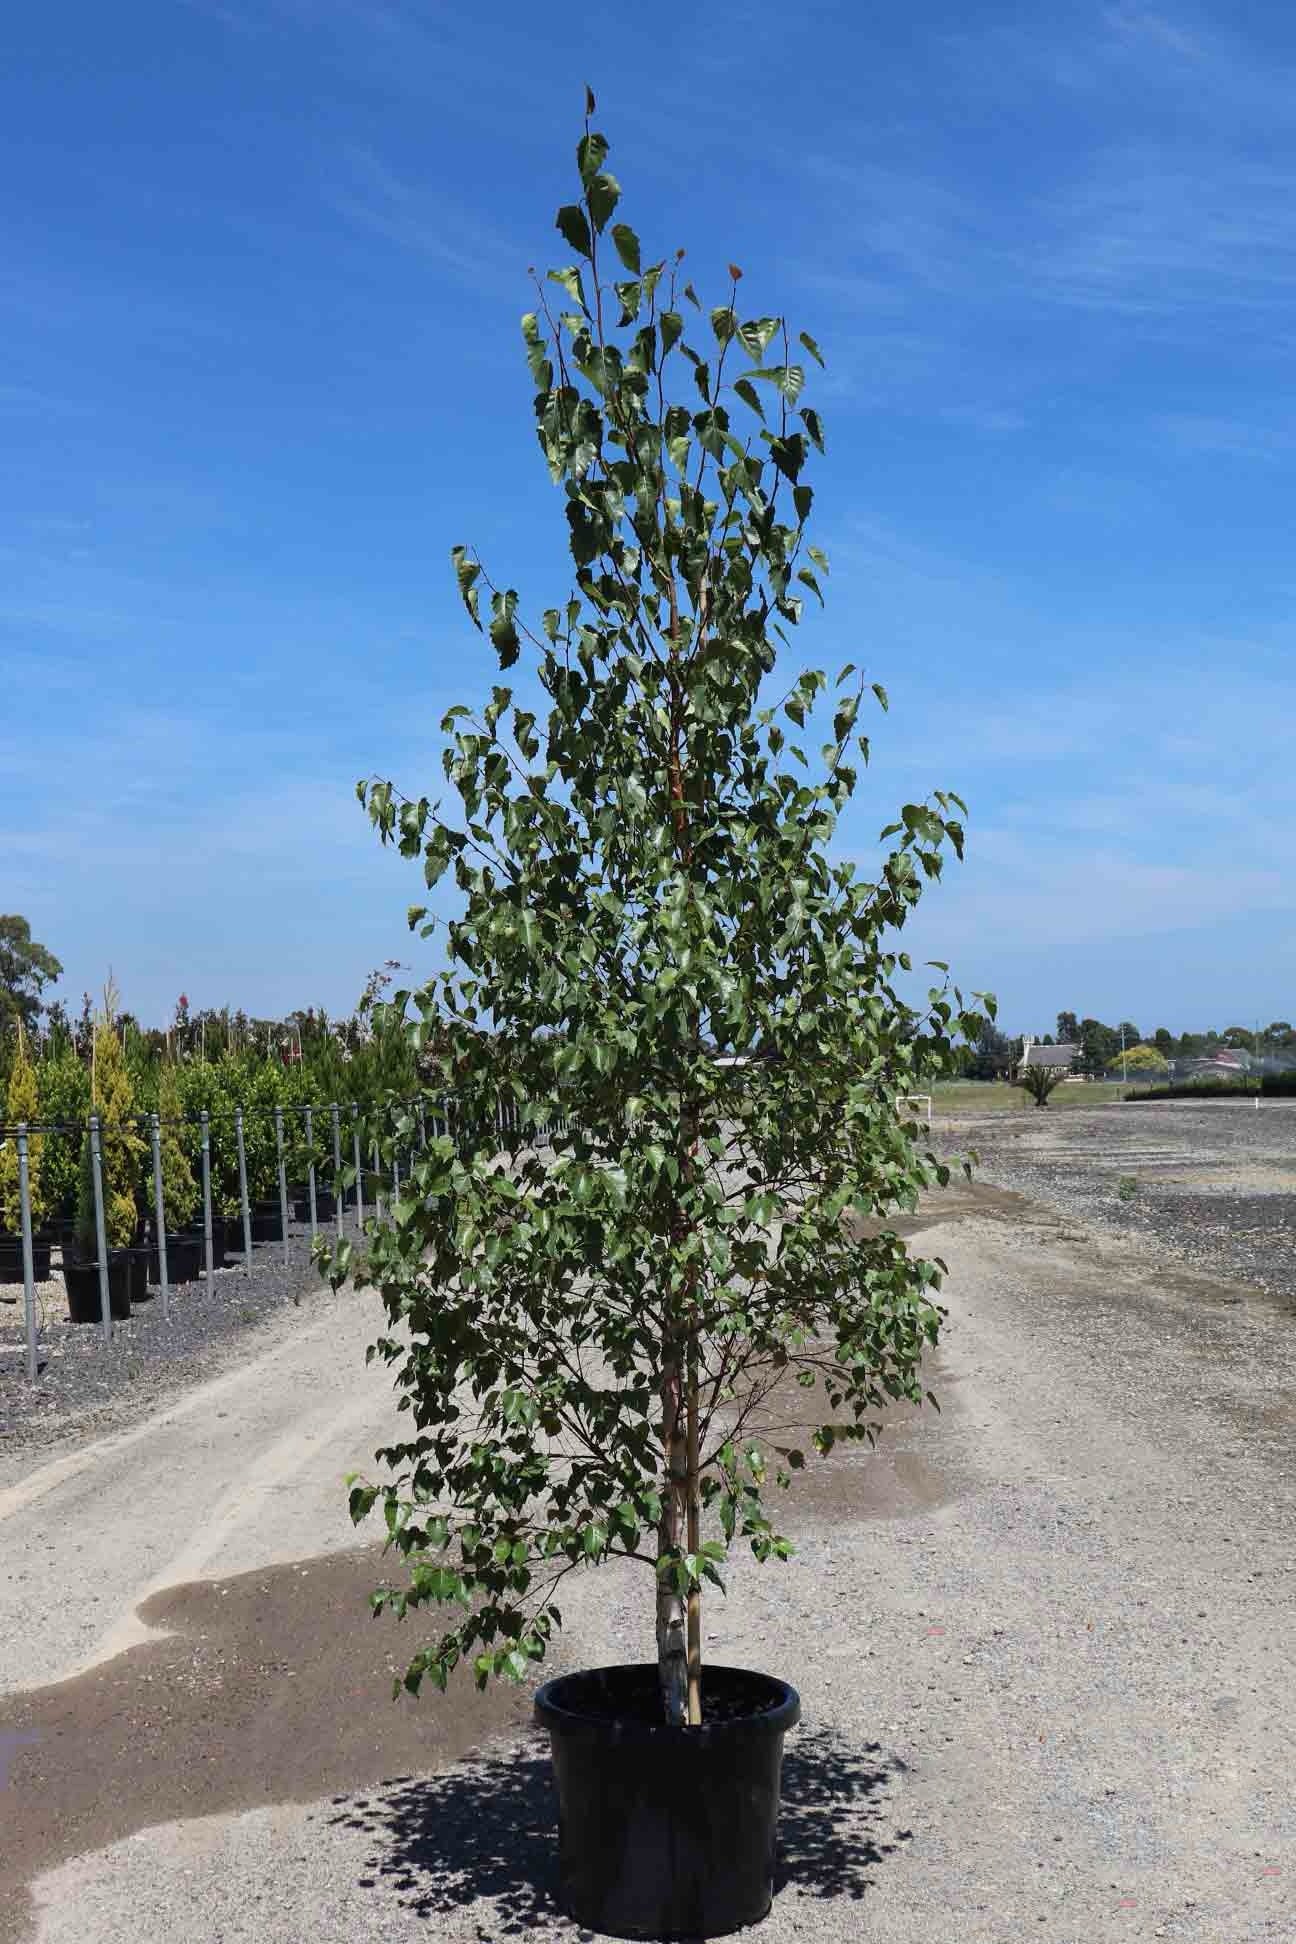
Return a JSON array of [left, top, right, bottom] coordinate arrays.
[[657, 1339, 689, 1726], [686, 1333, 702, 1724]]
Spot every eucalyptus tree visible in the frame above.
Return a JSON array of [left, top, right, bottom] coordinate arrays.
[[331, 98, 987, 1728]]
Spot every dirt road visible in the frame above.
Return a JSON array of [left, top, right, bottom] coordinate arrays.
[[2, 1185, 1293, 1942]]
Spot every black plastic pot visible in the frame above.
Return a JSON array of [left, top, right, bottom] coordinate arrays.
[[292, 1188, 336, 1224], [126, 1247, 153, 1303], [217, 1214, 244, 1258], [0, 1233, 53, 1284], [64, 1253, 132, 1323], [250, 1200, 283, 1243], [148, 1233, 203, 1285], [533, 1664, 799, 1939], [178, 1218, 227, 1268]]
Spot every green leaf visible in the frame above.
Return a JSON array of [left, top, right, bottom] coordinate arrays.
[[587, 171, 620, 233], [799, 406, 825, 452], [450, 545, 482, 629], [732, 376, 766, 421], [556, 204, 592, 260], [798, 329, 825, 368], [489, 589, 521, 669], [547, 264, 589, 311], [610, 223, 641, 274], [576, 128, 608, 186], [521, 313, 552, 390], [738, 317, 780, 359]]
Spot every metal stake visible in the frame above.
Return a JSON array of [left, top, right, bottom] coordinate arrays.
[[200, 1111, 214, 1298], [371, 1139, 382, 1224], [330, 1103, 343, 1241], [274, 1106, 290, 1275], [150, 1112, 170, 1323], [90, 1113, 111, 1343], [17, 1125, 37, 1382], [304, 1105, 318, 1242], [235, 1107, 253, 1269], [353, 1108, 364, 1228]]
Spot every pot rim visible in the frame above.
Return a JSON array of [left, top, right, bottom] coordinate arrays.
[[534, 1663, 800, 1744]]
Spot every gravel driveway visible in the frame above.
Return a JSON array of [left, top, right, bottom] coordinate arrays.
[[940, 1097, 1296, 1308], [1, 1167, 1292, 1943]]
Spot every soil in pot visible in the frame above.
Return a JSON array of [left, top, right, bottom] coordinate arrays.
[[0, 1233, 53, 1284], [64, 1253, 132, 1323], [534, 1663, 800, 1940]]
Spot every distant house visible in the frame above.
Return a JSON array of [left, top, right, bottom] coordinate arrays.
[[1176, 1050, 1252, 1081], [1015, 1037, 1080, 1082]]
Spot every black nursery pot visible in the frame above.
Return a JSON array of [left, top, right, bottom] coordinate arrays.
[[292, 1188, 336, 1224], [63, 1252, 132, 1323], [148, 1233, 203, 1285], [533, 1664, 800, 1940], [0, 1233, 52, 1284], [126, 1247, 152, 1303], [250, 1200, 283, 1243]]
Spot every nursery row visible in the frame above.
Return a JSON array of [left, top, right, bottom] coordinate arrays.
[[2, 1080, 567, 1382]]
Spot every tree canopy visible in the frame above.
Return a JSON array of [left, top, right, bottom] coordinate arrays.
[[0, 916, 62, 1035]]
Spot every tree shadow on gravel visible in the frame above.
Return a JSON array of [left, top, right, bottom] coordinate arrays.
[[325, 1723, 909, 1930], [777, 1727, 912, 1899]]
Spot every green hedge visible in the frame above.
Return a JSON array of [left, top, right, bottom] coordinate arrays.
[[1126, 1071, 1296, 1101]]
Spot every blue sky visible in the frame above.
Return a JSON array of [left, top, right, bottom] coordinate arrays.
[[5, 1, 1295, 1036]]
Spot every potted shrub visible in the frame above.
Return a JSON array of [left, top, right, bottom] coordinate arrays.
[[64, 1006, 146, 1322], [232, 1054, 286, 1241], [148, 1062, 203, 1285], [175, 1057, 233, 1262], [37, 1044, 91, 1249], [327, 108, 986, 1940], [0, 1027, 51, 1283]]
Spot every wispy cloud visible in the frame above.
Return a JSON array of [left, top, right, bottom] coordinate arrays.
[[1160, 414, 1296, 461], [1037, 152, 1296, 318], [331, 147, 521, 287]]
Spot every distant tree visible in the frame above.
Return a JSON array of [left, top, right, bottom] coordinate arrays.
[[1055, 1011, 1079, 1044], [1017, 1064, 1066, 1108], [1266, 1021, 1295, 1048], [1079, 1018, 1119, 1075], [0, 916, 63, 1035], [1116, 1021, 1141, 1051], [1177, 1030, 1205, 1057], [1221, 1025, 1255, 1050], [1153, 1027, 1174, 1055], [966, 1023, 1013, 1081], [1120, 1044, 1168, 1073], [44, 999, 72, 1054], [0, 1027, 47, 1232]]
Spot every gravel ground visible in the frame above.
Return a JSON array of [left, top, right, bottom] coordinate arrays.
[[0, 1216, 345, 1477], [3, 1168, 1293, 1943], [937, 1098, 1296, 1310]]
